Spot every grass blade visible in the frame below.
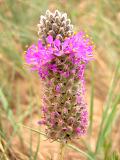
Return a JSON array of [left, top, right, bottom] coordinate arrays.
[[95, 62, 120, 153], [89, 63, 95, 134], [33, 134, 40, 160], [19, 124, 46, 137], [67, 144, 94, 160], [0, 88, 15, 128], [20, 124, 94, 160]]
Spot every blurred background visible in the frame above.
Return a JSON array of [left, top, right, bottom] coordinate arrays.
[[0, 0, 120, 159]]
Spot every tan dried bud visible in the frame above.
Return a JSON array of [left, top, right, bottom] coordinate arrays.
[[37, 10, 74, 44]]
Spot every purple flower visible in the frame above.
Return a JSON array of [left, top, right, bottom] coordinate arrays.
[[25, 32, 94, 79], [56, 85, 61, 92], [76, 127, 82, 134], [76, 126, 86, 135]]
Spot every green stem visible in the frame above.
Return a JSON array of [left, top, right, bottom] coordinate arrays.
[[58, 143, 65, 160]]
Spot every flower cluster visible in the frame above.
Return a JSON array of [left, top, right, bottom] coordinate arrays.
[[25, 11, 94, 142], [25, 32, 94, 79]]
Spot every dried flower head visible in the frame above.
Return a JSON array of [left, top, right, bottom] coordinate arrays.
[[37, 10, 73, 44]]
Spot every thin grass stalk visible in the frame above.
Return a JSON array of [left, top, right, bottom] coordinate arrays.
[[29, 86, 34, 160], [67, 144, 94, 160], [0, 138, 9, 160], [20, 124, 94, 159], [95, 62, 120, 154], [89, 62, 95, 134], [102, 93, 120, 138], [33, 134, 40, 160]]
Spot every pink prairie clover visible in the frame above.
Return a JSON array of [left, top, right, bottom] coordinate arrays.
[[25, 31, 94, 142], [25, 32, 94, 79]]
